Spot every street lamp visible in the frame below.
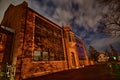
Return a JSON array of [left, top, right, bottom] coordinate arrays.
[[112, 56, 117, 60]]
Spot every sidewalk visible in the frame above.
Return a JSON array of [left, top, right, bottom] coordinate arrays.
[[23, 64, 120, 80]]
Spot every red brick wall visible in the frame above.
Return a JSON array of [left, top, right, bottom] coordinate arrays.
[[1, 2, 28, 80], [21, 9, 67, 79], [1, 2, 68, 79]]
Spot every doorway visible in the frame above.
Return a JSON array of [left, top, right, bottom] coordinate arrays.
[[71, 52, 76, 68], [0, 27, 14, 72]]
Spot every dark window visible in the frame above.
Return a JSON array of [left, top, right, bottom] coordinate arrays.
[[71, 35, 75, 42], [68, 31, 75, 42], [68, 32, 71, 42], [0, 33, 2, 41]]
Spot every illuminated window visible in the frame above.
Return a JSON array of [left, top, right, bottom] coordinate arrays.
[[34, 51, 41, 61], [34, 51, 49, 61], [42, 52, 49, 60]]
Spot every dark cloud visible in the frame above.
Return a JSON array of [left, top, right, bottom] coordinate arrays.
[[28, 0, 120, 53], [35, 0, 45, 7], [0, 0, 120, 53], [46, 0, 56, 7], [44, 1, 57, 16]]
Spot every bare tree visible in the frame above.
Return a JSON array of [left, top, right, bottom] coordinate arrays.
[[97, 0, 120, 37]]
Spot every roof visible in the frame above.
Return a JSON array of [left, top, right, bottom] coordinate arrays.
[[27, 7, 62, 30]]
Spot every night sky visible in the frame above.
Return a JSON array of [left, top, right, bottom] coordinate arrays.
[[0, 0, 120, 54]]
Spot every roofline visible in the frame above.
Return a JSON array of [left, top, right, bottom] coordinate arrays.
[[27, 7, 62, 30], [75, 35, 83, 42]]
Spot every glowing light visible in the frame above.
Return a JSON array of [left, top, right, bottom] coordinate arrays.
[[112, 56, 117, 60]]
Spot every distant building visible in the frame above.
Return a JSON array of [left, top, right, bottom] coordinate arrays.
[[0, 2, 89, 80], [98, 52, 109, 62]]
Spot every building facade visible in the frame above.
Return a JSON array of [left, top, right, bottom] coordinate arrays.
[[0, 2, 89, 80], [75, 36, 89, 66], [98, 52, 109, 62], [63, 26, 80, 69]]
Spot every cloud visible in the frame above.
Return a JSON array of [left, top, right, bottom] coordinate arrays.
[[0, 0, 11, 23], [0, 0, 102, 32], [90, 37, 120, 52], [0, 0, 120, 53], [27, 0, 102, 30]]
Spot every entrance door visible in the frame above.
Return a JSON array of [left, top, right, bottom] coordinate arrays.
[[0, 27, 14, 72], [71, 52, 76, 68]]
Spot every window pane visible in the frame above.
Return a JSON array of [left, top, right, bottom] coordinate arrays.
[[50, 52, 54, 60], [43, 52, 48, 60], [34, 51, 40, 61]]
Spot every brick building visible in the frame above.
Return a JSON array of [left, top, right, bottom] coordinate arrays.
[[0, 2, 89, 80]]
